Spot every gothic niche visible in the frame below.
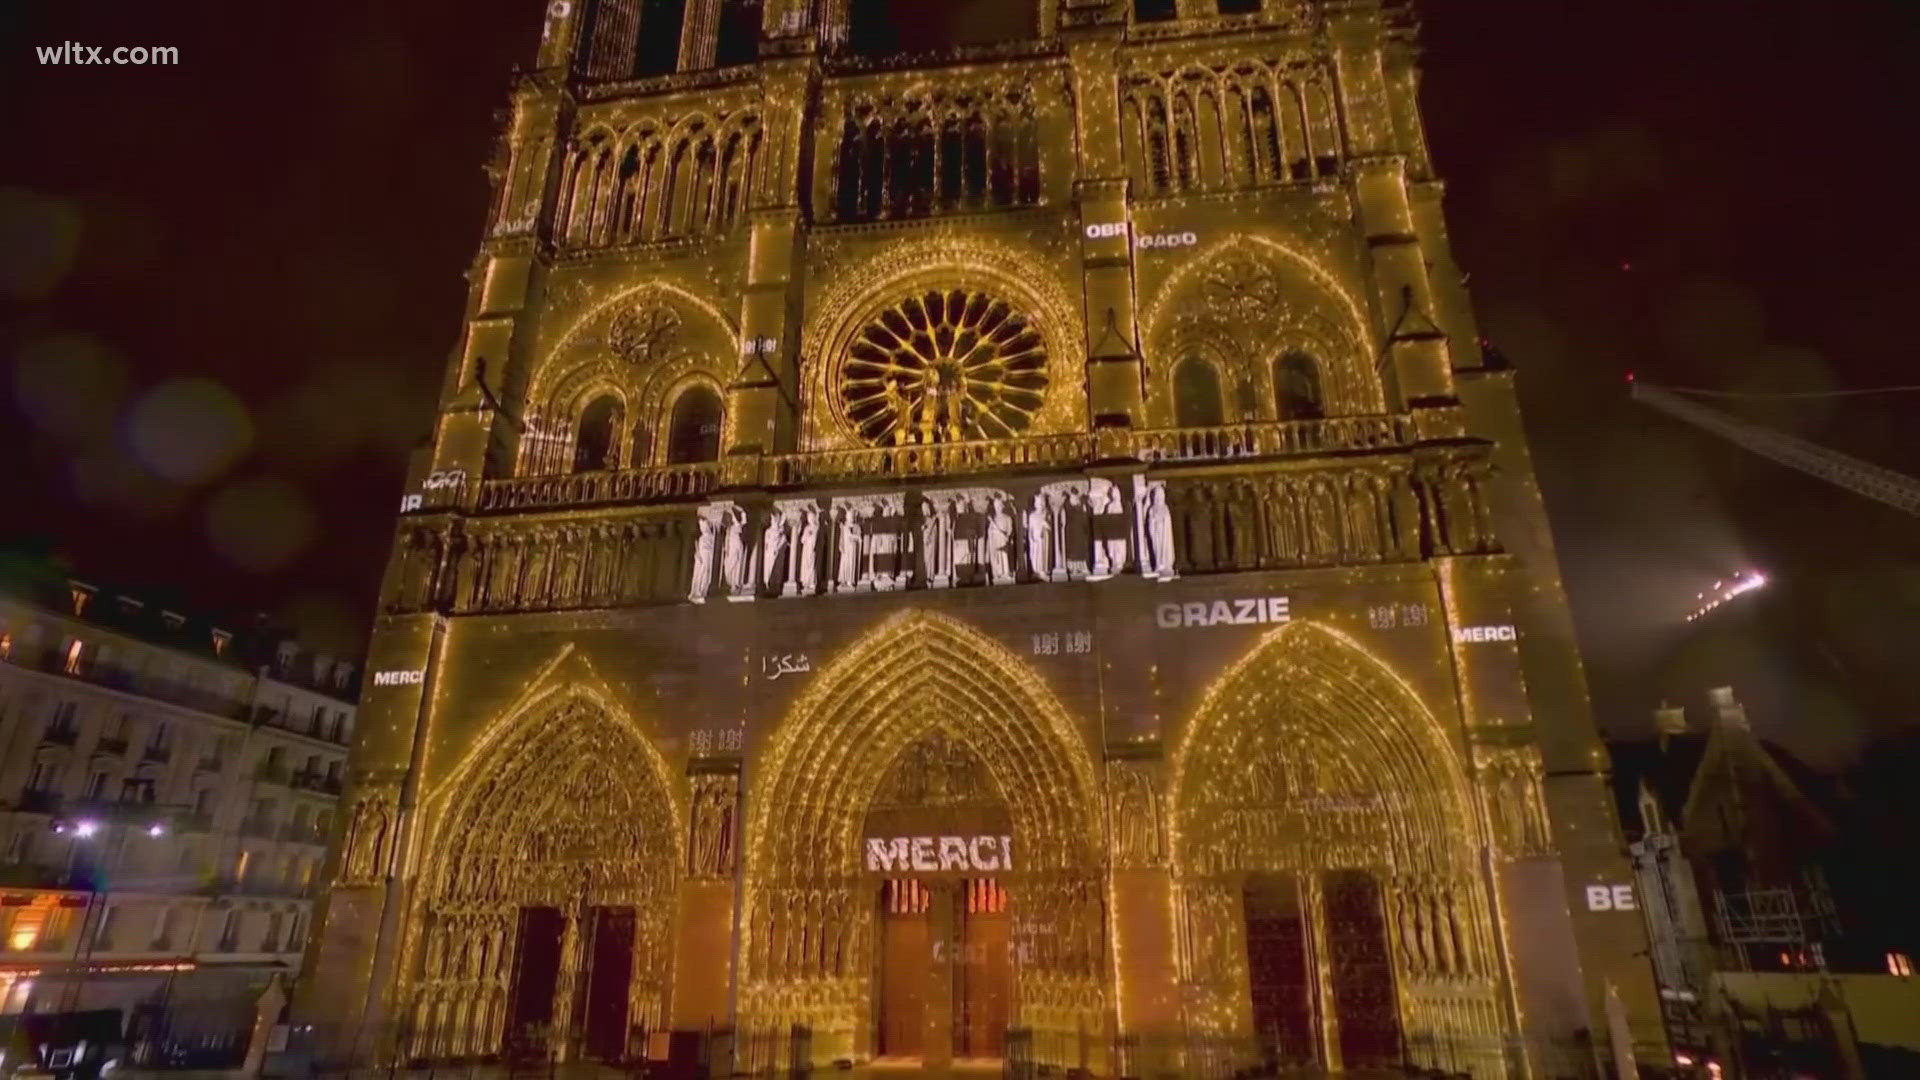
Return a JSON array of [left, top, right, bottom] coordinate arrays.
[[839, 289, 1048, 445]]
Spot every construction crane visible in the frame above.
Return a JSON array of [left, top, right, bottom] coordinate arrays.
[[1629, 376, 1920, 518]]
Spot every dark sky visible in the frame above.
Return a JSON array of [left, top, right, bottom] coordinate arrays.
[[3, 1, 1916, 764]]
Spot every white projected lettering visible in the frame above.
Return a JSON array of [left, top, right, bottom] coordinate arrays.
[[1154, 597, 1290, 629], [866, 835, 1013, 873]]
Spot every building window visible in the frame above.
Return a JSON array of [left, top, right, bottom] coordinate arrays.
[[154, 906, 178, 949], [1172, 357, 1226, 428], [235, 849, 252, 886], [1134, 0, 1178, 22], [27, 759, 62, 794], [714, 0, 761, 67], [211, 629, 231, 656], [4, 831, 28, 864], [1275, 351, 1325, 420], [219, 910, 241, 951], [573, 395, 624, 473], [148, 721, 170, 752], [85, 770, 109, 800], [664, 384, 723, 464], [263, 912, 283, 953], [1891, 952, 1914, 978], [0, 631, 11, 660], [63, 639, 85, 675], [1218, 0, 1261, 12], [635, 0, 688, 75], [92, 905, 116, 949], [70, 587, 93, 617]]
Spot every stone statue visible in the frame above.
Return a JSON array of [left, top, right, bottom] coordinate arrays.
[[762, 509, 790, 589], [796, 505, 821, 595], [834, 503, 865, 592], [987, 497, 1015, 583], [921, 494, 953, 584], [1140, 480, 1177, 580], [1025, 497, 1053, 580], [1088, 478, 1129, 580], [720, 504, 752, 595], [691, 779, 736, 878]]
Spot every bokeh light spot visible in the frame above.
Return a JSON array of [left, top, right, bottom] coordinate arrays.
[[127, 378, 254, 485], [206, 477, 316, 574], [0, 187, 82, 299], [12, 332, 127, 441]]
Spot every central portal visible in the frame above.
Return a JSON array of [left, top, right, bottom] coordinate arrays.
[[875, 878, 1011, 1060], [866, 731, 1015, 1064]]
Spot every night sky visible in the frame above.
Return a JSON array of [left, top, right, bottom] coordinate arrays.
[[4, 1, 1915, 765]]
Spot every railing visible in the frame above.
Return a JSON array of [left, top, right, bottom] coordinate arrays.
[[291, 770, 342, 795], [141, 743, 172, 764], [238, 817, 277, 839], [41, 725, 79, 747], [2, 651, 252, 721], [14, 790, 61, 814], [475, 461, 720, 512], [93, 736, 129, 756], [195, 756, 224, 774], [463, 415, 1418, 514], [255, 761, 290, 785]]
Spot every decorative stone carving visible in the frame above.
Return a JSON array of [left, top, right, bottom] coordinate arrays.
[[763, 498, 825, 597], [1479, 746, 1551, 859], [921, 487, 1013, 588], [689, 774, 739, 879], [1108, 762, 1164, 869], [608, 303, 682, 367], [838, 288, 1049, 446], [339, 785, 398, 887], [1134, 476, 1178, 580], [717, 502, 756, 601], [827, 493, 910, 593]]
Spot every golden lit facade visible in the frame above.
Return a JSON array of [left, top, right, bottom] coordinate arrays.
[[299, 0, 1666, 1074]]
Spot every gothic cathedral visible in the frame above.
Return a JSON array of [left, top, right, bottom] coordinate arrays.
[[300, 0, 1666, 1075]]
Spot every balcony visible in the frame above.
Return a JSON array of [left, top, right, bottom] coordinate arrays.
[[238, 817, 277, 839], [195, 755, 224, 774], [140, 743, 173, 764], [92, 736, 129, 756], [1, 651, 252, 722], [290, 770, 341, 796], [14, 790, 62, 814], [178, 812, 214, 834], [255, 761, 291, 786], [41, 725, 79, 748], [467, 414, 1431, 515]]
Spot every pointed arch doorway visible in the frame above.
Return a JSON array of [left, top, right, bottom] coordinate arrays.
[[403, 689, 680, 1065], [1170, 622, 1513, 1077], [741, 610, 1107, 1070]]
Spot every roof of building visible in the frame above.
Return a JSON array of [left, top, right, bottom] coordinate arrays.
[[0, 548, 360, 704], [1609, 726, 1836, 844]]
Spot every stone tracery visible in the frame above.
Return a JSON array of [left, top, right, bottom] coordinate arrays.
[[399, 681, 680, 1062], [1169, 621, 1509, 1074], [740, 609, 1105, 1064]]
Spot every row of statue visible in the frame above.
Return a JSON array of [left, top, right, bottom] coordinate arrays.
[[387, 457, 1498, 615], [689, 476, 1181, 602]]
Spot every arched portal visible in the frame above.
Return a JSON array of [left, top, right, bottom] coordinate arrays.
[[1169, 622, 1510, 1076], [741, 610, 1105, 1067], [402, 689, 679, 1064]]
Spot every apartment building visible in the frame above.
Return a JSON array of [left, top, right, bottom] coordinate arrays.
[[0, 557, 355, 1057]]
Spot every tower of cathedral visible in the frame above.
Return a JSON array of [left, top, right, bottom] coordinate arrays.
[[301, 0, 1666, 1074]]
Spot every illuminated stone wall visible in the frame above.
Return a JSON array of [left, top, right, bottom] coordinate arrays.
[[298, 0, 1668, 1074]]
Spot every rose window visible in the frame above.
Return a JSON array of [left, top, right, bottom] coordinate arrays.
[[839, 289, 1048, 445]]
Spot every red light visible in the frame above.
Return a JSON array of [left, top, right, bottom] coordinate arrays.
[[1625, 371, 1635, 383], [1621, 260, 1632, 271]]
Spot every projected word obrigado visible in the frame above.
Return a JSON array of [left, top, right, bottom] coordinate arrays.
[[865, 835, 1014, 874]]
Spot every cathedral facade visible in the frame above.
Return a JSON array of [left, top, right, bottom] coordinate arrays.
[[300, 0, 1666, 1074]]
